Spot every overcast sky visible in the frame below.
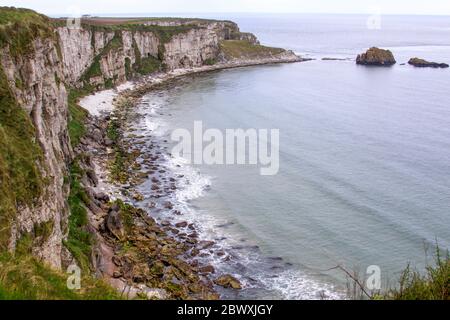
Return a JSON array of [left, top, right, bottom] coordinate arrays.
[[1, 0, 450, 16]]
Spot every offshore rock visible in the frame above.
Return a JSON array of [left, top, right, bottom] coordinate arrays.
[[408, 57, 449, 68], [356, 47, 396, 66]]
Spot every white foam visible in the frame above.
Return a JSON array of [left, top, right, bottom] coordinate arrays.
[[167, 156, 212, 203], [257, 269, 345, 300], [160, 154, 347, 300]]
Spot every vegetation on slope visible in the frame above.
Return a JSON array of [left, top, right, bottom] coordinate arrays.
[[68, 89, 90, 147], [387, 249, 449, 300], [0, 64, 43, 251], [53, 16, 223, 27], [0, 252, 119, 300], [64, 160, 94, 273], [0, 7, 54, 58], [219, 40, 285, 60], [131, 38, 162, 76], [345, 246, 449, 300], [80, 31, 123, 88]]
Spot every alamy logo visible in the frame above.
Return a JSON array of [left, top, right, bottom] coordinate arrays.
[[171, 121, 280, 176], [367, 8, 382, 30], [366, 265, 381, 290], [66, 6, 81, 29], [67, 264, 81, 290]]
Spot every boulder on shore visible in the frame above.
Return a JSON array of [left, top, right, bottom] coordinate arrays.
[[408, 57, 449, 69], [356, 47, 396, 66], [214, 275, 242, 290]]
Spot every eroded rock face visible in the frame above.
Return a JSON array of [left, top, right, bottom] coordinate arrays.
[[57, 27, 96, 85], [408, 57, 449, 68], [162, 27, 221, 70], [133, 31, 160, 59], [356, 47, 396, 66], [57, 21, 267, 86], [0, 37, 72, 269]]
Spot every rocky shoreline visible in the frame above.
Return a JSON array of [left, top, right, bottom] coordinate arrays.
[[77, 57, 306, 299]]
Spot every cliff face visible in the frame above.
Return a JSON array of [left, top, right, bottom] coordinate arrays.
[[162, 26, 221, 70], [0, 27, 71, 268], [57, 20, 264, 88]]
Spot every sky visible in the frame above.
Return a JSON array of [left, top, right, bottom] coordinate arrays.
[[1, 0, 450, 16]]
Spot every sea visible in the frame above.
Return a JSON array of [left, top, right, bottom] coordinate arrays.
[[116, 13, 450, 299]]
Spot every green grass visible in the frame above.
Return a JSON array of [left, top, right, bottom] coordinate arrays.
[[0, 64, 44, 250], [64, 160, 93, 273], [135, 56, 161, 75], [68, 89, 89, 147], [131, 38, 161, 76], [66, 89, 93, 273], [82, 58, 102, 82], [203, 58, 217, 66], [0, 7, 54, 58], [34, 220, 54, 245], [387, 248, 449, 300], [219, 40, 285, 60], [0, 252, 120, 300]]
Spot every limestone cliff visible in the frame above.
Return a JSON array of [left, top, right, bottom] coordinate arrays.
[[0, 8, 71, 269], [56, 19, 287, 90]]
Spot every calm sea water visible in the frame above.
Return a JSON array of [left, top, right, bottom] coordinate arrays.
[[134, 14, 450, 299]]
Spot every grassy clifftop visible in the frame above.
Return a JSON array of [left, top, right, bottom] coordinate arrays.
[[0, 7, 55, 57], [219, 40, 285, 60]]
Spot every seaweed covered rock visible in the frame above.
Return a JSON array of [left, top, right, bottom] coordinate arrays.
[[408, 58, 449, 68], [214, 274, 242, 289], [356, 47, 396, 66], [102, 200, 220, 300]]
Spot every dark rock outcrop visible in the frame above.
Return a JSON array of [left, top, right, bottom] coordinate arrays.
[[356, 47, 396, 66], [408, 57, 449, 69], [214, 275, 242, 289]]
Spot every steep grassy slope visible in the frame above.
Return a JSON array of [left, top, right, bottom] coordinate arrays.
[[0, 57, 44, 251], [0, 7, 55, 58]]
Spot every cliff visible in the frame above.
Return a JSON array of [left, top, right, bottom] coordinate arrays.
[[0, 7, 71, 269], [56, 19, 271, 90], [0, 7, 301, 298]]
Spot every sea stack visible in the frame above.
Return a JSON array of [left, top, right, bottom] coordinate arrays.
[[408, 57, 449, 68], [356, 47, 396, 66]]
